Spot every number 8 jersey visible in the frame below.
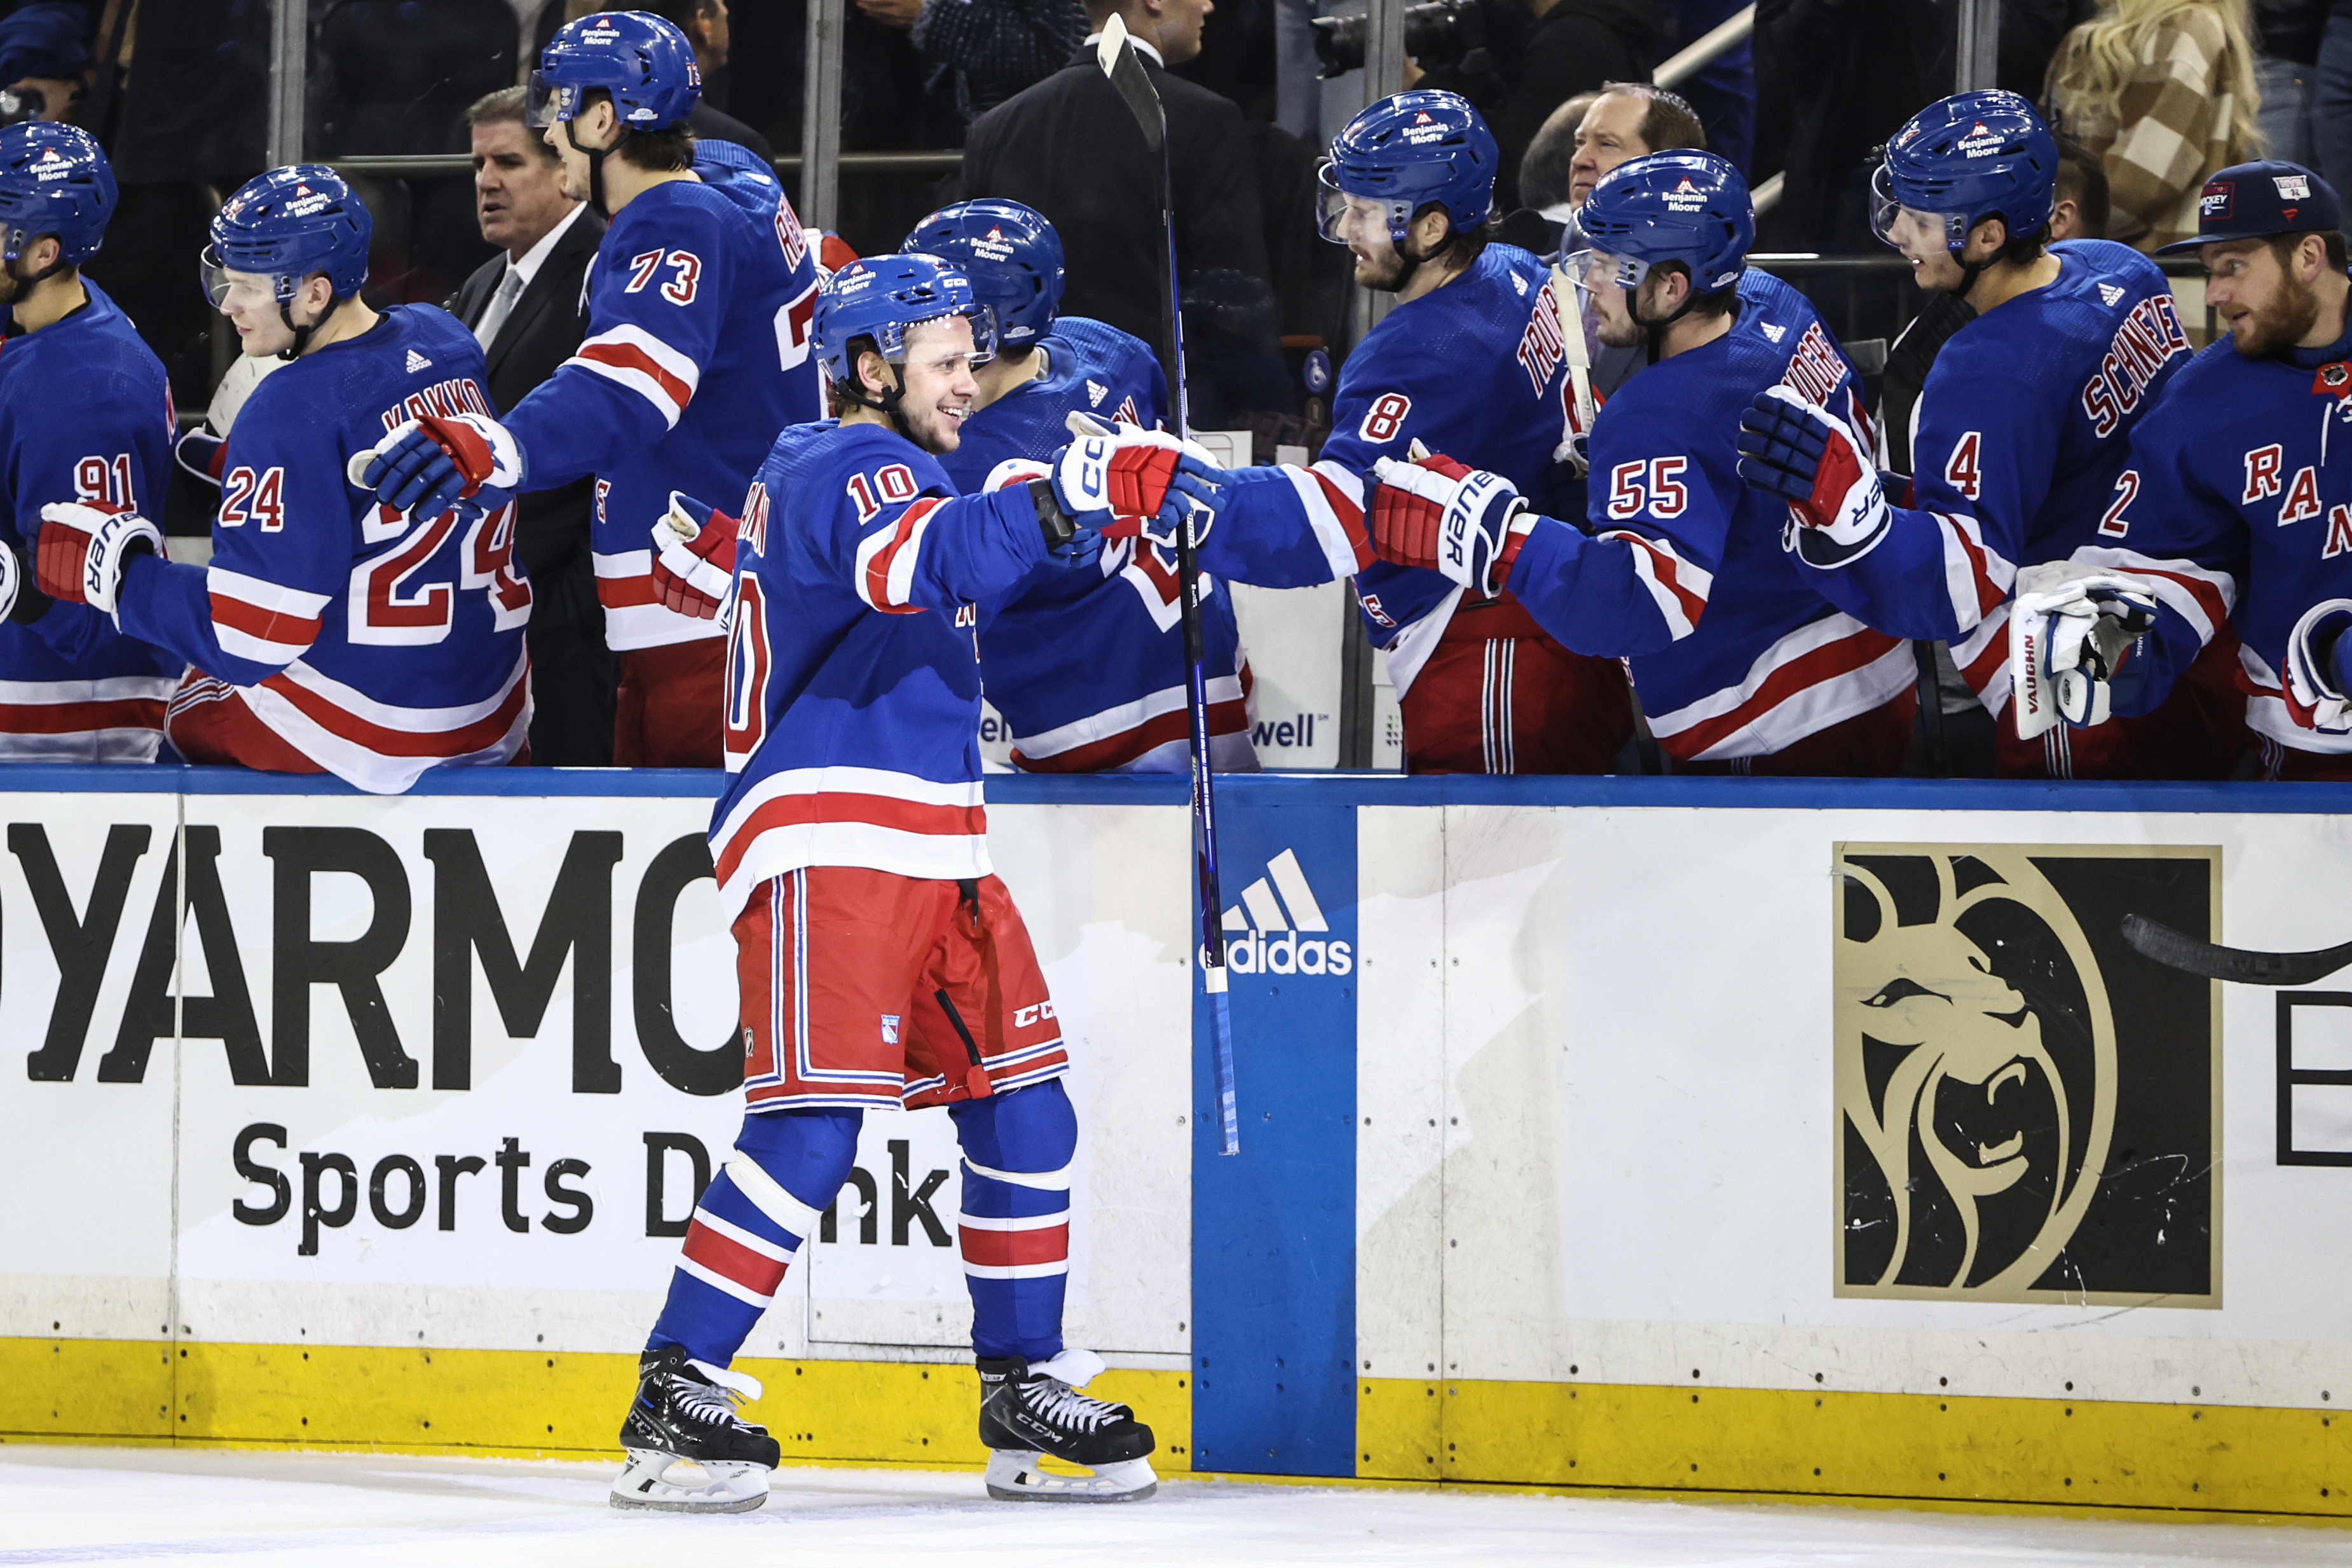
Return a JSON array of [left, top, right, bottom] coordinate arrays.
[[114, 305, 533, 793]]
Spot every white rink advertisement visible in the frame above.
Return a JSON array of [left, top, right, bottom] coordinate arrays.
[[0, 787, 1191, 1363]]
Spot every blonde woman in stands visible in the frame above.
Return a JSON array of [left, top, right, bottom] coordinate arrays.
[[2046, 0, 2266, 252]]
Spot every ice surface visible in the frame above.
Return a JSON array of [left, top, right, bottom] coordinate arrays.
[[0, 1447, 2345, 1567]]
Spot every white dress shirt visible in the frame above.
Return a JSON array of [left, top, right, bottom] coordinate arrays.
[[475, 200, 588, 351]]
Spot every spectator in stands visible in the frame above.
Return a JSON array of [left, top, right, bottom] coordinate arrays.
[[451, 87, 614, 767], [1658, 0, 1754, 172], [905, 0, 1089, 123], [1495, 88, 1601, 251], [2312, 0, 2352, 183], [0, 0, 90, 121], [1753, 0, 1945, 252], [631, 0, 776, 160], [1411, 0, 1660, 212], [2051, 130, 2114, 237], [958, 0, 1269, 362], [2255, 0, 2322, 165], [2045, 0, 2265, 252]]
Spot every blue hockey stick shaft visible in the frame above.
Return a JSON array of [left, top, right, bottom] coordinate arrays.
[[1096, 17, 1239, 1154]]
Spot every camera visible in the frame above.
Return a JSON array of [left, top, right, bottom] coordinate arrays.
[[1309, 0, 1487, 80], [0, 85, 47, 128]]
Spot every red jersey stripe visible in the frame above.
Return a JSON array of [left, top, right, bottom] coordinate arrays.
[[257, 662, 529, 759], [578, 339, 694, 413], [682, 1220, 791, 1298], [713, 789, 988, 887], [1664, 625, 1903, 759], [957, 1223, 1070, 1269]]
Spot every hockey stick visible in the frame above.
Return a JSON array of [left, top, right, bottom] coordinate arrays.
[[1096, 13, 1240, 1157], [2121, 913, 2352, 986], [1550, 262, 1595, 437]]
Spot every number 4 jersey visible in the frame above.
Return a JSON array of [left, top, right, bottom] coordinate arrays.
[[114, 306, 532, 793], [0, 278, 184, 760]]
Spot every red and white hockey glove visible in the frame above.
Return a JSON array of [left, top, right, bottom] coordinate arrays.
[[1737, 386, 1890, 566], [1369, 453, 1531, 599], [174, 426, 229, 486], [37, 501, 163, 615], [650, 491, 738, 620], [2284, 598, 2352, 735], [1048, 419, 1223, 531], [350, 412, 526, 521]]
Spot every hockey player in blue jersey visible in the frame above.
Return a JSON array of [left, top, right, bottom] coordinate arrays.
[[0, 123, 182, 760], [360, 11, 820, 767], [2026, 161, 2352, 782], [606, 254, 1215, 1512], [34, 166, 532, 792], [903, 198, 1258, 771], [1735, 90, 2237, 781], [1364, 152, 1918, 774], [1203, 91, 1630, 773]]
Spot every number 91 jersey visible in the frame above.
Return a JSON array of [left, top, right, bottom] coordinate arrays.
[[114, 305, 533, 794]]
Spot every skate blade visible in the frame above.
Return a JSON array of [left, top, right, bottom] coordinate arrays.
[[608, 1450, 770, 1513], [983, 1449, 1158, 1503]]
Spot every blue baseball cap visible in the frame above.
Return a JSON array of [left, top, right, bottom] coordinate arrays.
[[2156, 160, 2343, 254]]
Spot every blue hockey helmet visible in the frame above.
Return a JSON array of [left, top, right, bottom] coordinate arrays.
[[901, 199, 1064, 347], [1319, 90, 1498, 246], [1576, 150, 1751, 296], [202, 164, 371, 306], [528, 11, 701, 133], [0, 122, 116, 267], [815, 252, 997, 386], [1875, 90, 2057, 253]]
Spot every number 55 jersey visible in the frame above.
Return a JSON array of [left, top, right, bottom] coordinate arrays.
[[114, 305, 533, 793]]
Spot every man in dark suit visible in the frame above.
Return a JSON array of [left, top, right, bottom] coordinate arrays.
[[453, 86, 615, 765], [957, 0, 1269, 357]]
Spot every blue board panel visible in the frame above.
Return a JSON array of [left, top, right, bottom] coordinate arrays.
[[1190, 782, 1357, 1476]]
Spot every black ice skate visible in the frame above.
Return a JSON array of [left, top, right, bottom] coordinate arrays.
[[608, 1345, 780, 1513], [977, 1347, 1157, 1502]]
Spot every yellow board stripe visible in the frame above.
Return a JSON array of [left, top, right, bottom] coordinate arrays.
[[10, 1337, 2352, 1524], [0, 1337, 1190, 1470], [1360, 1375, 2352, 1520]]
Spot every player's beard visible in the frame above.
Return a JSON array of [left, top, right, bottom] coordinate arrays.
[[1355, 240, 1423, 294], [0, 256, 35, 308], [2232, 269, 2324, 357], [901, 399, 964, 456]]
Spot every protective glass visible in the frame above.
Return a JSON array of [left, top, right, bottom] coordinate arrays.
[[1570, 247, 1650, 294], [1315, 164, 1411, 246], [200, 245, 288, 312], [1868, 162, 1969, 253], [877, 304, 999, 369], [524, 73, 572, 129]]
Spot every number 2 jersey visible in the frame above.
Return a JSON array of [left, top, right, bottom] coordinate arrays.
[[1500, 270, 1904, 761], [0, 279, 183, 760], [114, 306, 532, 793], [1793, 239, 2189, 718], [936, 315, 1255, 772], [500, 175, 821, 651], [2079, 323, 2352, 761], [708, 419, 1070, 918]]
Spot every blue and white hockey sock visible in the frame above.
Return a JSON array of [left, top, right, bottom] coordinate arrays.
[[949, 1079, 1076, 1363], [646, 1108, 863, 1368]]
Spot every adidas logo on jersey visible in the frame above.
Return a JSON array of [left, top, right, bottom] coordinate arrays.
[[406, 349, 432, 373], [2099, 283, 2125, 307], [1218, 849, 1352, 976], [1761, 322, 1787, 343], [1086, 379, 1109, 407]]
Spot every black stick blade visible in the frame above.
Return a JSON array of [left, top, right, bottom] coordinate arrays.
[[1095, 14, 1166, 153], [2121, 913, 2352, 986]]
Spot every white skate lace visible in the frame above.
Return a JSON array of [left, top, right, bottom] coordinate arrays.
[[1025, 1377, 1121, 1434], [669, 1372, 753, 1431]]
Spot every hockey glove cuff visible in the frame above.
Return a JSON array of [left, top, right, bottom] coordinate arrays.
[[1738, 386, 1890, 564], [2007, 572, 2160, 739], [36, 501, 163, 617], [2284, 598, 2352, 735], [650, 492, 738, 619], [1369, 454, 1528, 598], [174, 426, 230, 487], [1027, 479, 1107, 573]]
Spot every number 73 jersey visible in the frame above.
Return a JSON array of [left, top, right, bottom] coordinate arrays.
[[114, 305, 532, 793]]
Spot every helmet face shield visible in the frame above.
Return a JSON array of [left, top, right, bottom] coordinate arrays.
[[525, 73, 573, 129], [875, 304, 998, 371], [1572, 247, 1651, 294], [200, 244, 294, 313], [1316, 164, 1412, 247], [1870, 162, 1971, 254]]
